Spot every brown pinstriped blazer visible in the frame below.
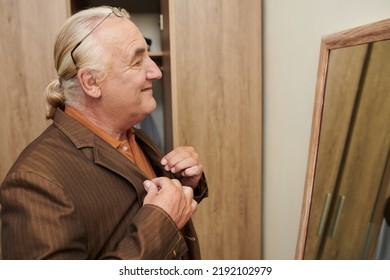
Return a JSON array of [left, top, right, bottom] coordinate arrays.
[[0, 109, 208, 260]]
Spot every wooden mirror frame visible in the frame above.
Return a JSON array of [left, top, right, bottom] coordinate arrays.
[[295, 18, 390, 259]]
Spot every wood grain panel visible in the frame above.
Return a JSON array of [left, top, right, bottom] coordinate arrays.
[[0, 0, 69, 180], [0, 0, 69, 259], [304, 45, 368, 258], [320, 39, 390, 259], [168, 0, 262, 259]]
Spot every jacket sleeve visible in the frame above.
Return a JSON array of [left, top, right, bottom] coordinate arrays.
[[0, 171, 187, 260], [0, 172, 88, 259], [101, 205, 188, 260]]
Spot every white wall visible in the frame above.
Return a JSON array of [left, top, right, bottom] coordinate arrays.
[[263, 0, 390, 259]]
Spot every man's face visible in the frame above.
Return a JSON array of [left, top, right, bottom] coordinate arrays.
[[95, 17, 162, 129]]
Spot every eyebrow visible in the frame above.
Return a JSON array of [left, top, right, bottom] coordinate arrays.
[[134, 47, 147, 56]]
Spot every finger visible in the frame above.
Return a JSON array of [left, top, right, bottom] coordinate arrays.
[[143, 180, 158, 194], [161, 148, 184, 164], [182, 186, 194, 199], [169, 157, 199, 174], [180, 165, 202, 177], [182, 187, 197, 218], [150, 177, 183, 192], [191, 199, 198, 214], [161, 147, 198, 169], [171, 179, 182, 188], [150, 176, 170, 187]]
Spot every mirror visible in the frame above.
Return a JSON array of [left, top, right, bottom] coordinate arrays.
[[296, 18, 390, 260]]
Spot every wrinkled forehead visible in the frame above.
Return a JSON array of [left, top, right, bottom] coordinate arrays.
[[93, 16, 146, 54]]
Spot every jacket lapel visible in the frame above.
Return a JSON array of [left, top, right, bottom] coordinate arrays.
[[53, 109, 149, 205], [133, 128, 175, 179], [93, 138, 147, 205]]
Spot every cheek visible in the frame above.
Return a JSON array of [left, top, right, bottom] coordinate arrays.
[[104, 71, 147, 102], [124, 74, 144, 92]]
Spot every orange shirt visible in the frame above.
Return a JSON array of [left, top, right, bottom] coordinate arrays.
[[65, 106, 156, 179]]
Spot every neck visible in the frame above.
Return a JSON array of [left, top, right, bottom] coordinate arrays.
[[66, 105, 130, 141]]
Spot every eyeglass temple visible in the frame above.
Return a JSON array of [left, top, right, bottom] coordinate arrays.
[[70, 11, 113, 66]]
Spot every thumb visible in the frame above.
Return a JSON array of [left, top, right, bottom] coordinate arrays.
[[143, 180, 159, 194]]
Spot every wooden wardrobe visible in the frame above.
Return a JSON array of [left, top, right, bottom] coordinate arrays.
[[0, 0, 262, 259]]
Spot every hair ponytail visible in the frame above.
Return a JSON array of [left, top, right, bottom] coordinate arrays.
[[45, 79, 65, 119]]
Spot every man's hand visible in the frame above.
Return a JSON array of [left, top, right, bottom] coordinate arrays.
[[161, 146, 203, 188], [143, 177, 198, 229]]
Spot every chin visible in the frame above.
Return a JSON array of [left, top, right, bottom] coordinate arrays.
[[146, 99, 157, 113]]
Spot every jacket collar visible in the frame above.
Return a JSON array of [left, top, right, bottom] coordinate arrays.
[[52, 108, 170, 205]]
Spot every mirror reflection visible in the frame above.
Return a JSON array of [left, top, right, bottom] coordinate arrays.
[[306, 39, 390, 259], [296, 19, 390, 260]]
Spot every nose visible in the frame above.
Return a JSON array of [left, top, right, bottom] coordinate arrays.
[[146, 57, 162, 80]]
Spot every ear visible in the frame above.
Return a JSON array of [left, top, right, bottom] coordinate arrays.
[[77, 69, 101, 99]]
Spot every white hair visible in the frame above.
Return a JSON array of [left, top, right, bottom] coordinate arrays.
[[45, 6, 131, 119]]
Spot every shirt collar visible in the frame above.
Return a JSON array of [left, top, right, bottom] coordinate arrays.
[[64, 106, 131, 149]]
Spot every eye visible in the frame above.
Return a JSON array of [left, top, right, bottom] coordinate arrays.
[[131, 57, 144, 68], [133, 59, 142, 66]]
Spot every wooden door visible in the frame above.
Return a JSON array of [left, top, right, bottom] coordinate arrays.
[[165, 0, 262, 259], [0, 0, 69, 258]]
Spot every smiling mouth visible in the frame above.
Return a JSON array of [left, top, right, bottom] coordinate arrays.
[[141, 87, 152, 92]]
